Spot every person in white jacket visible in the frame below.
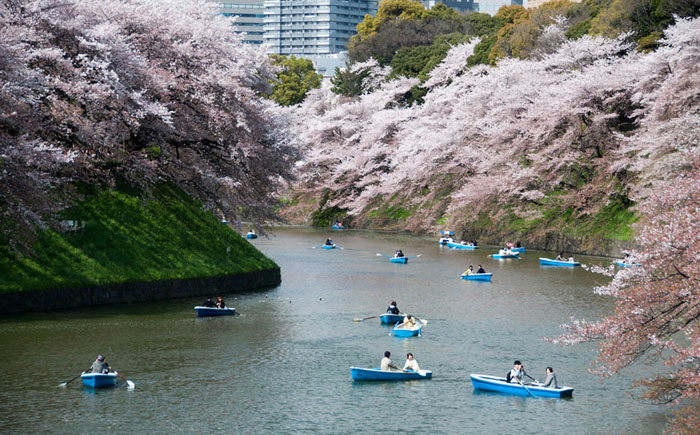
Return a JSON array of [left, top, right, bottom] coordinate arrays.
[[403, 353, 420, 372]]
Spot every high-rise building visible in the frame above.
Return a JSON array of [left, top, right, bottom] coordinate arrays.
[[421, 0, 475, 13], [219, 1, 266, 44], [474, 0, 522, 15], [263, 0, 379, 56]]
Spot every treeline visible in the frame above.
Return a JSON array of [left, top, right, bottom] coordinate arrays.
[[331, 0, 700, 98]]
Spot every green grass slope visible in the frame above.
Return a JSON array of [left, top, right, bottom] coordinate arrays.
[[0, 183, 276, 293]]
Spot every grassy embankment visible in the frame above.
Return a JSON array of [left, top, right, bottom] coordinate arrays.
[[0, 183, 276, 293]]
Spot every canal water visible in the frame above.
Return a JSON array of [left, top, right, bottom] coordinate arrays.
[[0, 227, 667, 434]]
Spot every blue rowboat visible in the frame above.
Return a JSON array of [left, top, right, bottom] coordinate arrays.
[[392, 322, 421, 337], [461, 273, 492, 281], [446, 241, 479, 250], [245, 233, 258, 239], [390, 257, 408, 264], [490, 253, 520, 259], [539, 257, 580, 267], [81, 372, 118, 388], [380, 314, 405, 324], [615, 261, 641, 268], [510, 247, 525, 253], [351, 367, 432, 381], [332, 224, 344, 230], [322, 244, 336, 249], [470, 374, 573, 398], [194, 306, 237, 317]]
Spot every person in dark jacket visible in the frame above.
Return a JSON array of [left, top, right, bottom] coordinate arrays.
[[386, 301, 400, 314], [476, 265, 486, 274], [203, 297, 215, 307]]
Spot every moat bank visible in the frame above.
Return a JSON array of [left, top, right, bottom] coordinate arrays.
[[0, 268, 280, 314]]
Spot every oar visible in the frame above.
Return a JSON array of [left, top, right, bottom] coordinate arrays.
[[311, 244, 323, 249], [59, 373, 82, 387], [413, 316, 428, 325], [335, 245, 344, 250], [376, 253, 391, 258], [353, 314, 380, 322], [417, 369, 429, 377], [117, 373, 135, 388], [405, 255, 422, 260], [516, 377, 537, 397]]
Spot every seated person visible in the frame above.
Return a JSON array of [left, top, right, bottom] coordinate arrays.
[[325, 238, 334, 246], [403, 353, 421, 372], [515, 241, 522, 248], [568, 256, 575, 262], [386, 301, 400, 315], [476, 265, 486, 274], [507, 360, 535, 384], [394, 250, 405, 258], [216, 297, 225, 308], [381, 351, 400, 372], [248, 229, 255, 235], [401, 315, 416, 328], [203, 297, 216, 308], [463, 265, 474, 275], [90, 355, 110, 374], [542, 367, 558, 388], [556, 252, 565, 261]]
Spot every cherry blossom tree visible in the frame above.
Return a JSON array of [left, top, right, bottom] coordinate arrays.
[[553, 155, 700, 433], [0, 0, 297, 248], [282, 17, 699, 236]]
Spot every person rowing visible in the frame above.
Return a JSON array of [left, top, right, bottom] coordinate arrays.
[[507, 360, 535, 384], [202, 296, 215, 308], [394, 249, 405, 258], [476, 265, 486, 274], [386, 301, 400, 314], [89, 355, 110, 374], [400, 315, 416, 328], [381, 351, 400, 372], [325, 238, 334, 246]]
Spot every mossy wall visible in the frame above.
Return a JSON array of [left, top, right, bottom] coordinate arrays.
[[0, 183, 278, 294]]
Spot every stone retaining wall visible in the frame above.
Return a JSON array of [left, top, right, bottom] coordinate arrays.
[[0, 268, 280, 314]]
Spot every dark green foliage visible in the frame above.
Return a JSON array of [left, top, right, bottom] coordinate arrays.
[[391, 32, 471, 81], [349, 15, 474, 65], [331, 65, 371, 97], [467, 34, 497, 67], [637, 31, 663, 51], [566, 18, 593, 39], [311, 206, 347, 227], [0, 183, 277, 293], [464, 12, 504, 36]]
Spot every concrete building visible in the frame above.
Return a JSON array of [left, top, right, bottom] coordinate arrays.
[[263, 0, 378, 56], [219, 1, 266, 44], [474, 0, 522, 15], [525, 0, 580, 9], [421, 0, 475, 13]]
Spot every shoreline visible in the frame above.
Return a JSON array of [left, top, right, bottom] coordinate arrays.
[[0, 267, 280, 315], [263, 224, 633, 258]]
